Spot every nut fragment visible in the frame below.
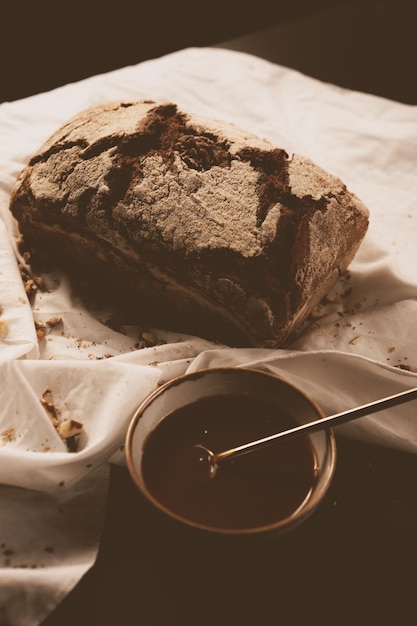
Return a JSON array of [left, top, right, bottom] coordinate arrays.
[[56, 419, 84, 439], [40, 388, 84, 451], [35, 317, 63, 330], [40, 389, 60, 427], [35, 317, 63, 341]]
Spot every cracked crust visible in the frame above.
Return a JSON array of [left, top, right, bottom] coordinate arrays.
[[9, 99, 369, 347]]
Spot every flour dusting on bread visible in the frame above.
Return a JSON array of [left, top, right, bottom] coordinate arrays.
[[9, 99, 369, 348]]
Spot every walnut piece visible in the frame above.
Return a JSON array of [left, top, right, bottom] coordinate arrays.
[[40, 388, 84, 451]]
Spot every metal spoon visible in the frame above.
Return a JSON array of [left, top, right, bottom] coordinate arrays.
[[196, 386, 417, 473]]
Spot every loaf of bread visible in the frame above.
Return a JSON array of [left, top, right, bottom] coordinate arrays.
[[9, 99, 369, 348]]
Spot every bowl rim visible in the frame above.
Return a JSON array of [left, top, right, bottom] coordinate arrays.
[[125, 366, 337, 536]]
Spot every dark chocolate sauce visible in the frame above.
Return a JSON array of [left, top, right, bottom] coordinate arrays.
[[141, 394, 318, 531]]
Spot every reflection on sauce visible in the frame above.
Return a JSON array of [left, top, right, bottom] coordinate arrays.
[[141, 394, 318, 530]]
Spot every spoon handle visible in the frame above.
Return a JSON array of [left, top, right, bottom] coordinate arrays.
[[214, 386, 417, 464]]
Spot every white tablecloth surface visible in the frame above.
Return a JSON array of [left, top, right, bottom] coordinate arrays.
[[1, 46, 416, 625]]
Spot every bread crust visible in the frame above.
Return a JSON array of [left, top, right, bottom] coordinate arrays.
[[9, 100, 369, 347]]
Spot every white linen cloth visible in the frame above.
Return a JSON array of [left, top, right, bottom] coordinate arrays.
[[0, 46, 416, 624]]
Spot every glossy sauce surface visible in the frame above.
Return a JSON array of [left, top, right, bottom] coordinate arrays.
[[141, 394, 318, 530]]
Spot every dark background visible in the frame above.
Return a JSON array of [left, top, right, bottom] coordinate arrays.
[[0, 0, 362, 102], [2, 0, 414, 105], [221, 0, 415, 104]]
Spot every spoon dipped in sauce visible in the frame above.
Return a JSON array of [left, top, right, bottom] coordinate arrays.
[[128, 368, 417, 535], [196, 386, 417, 476]]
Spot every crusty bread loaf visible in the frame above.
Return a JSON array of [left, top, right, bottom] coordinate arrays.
[[9, 99, 369, 347]]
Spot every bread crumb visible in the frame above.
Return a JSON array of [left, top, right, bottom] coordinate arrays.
[[1, 428, 16, 444], [135, 330, 166, 349], [0, 319, 8, 339], [18, 263, 44, 300], [395, 363, 413, 372]]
